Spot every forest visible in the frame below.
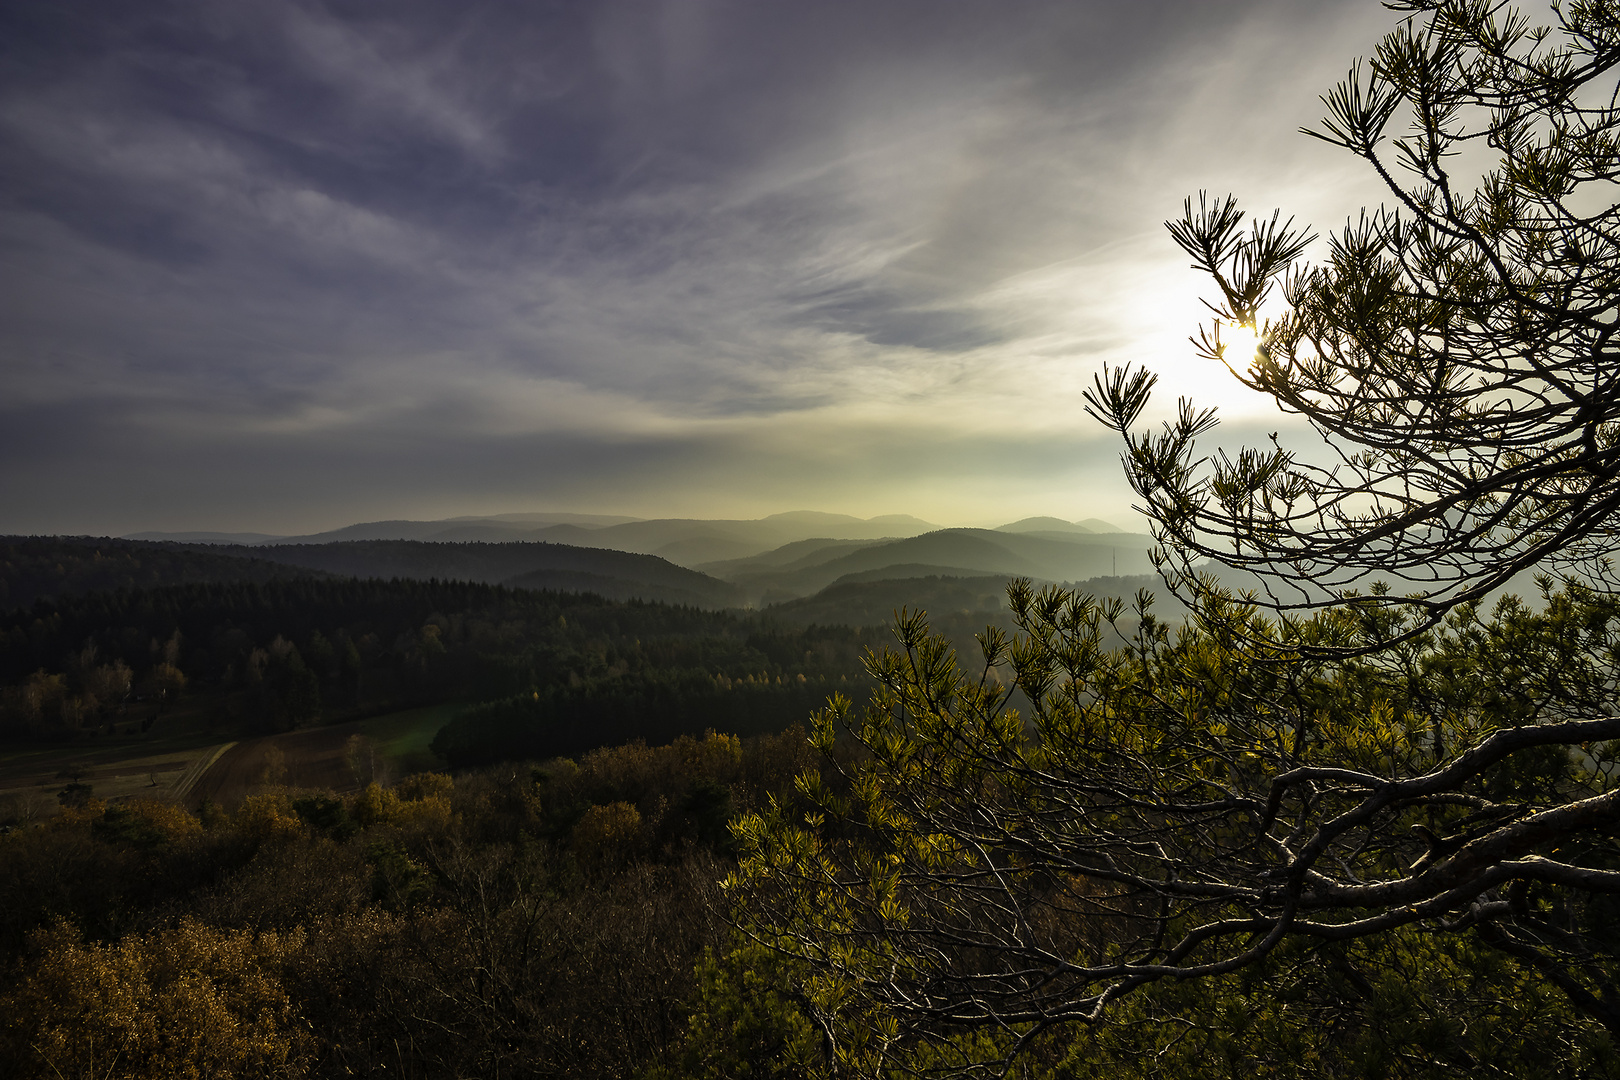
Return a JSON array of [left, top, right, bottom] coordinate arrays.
[[0, 554, 879, 750], [4, 560, 1618, 1078], [0, 728, 823, 1078], [0, 540, 873, 1077]]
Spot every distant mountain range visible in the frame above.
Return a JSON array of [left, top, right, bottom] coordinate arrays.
[[0, 536, 744, 612], [699, 527, 1155, 606], [226, 523, 1157, 610], [760, 573, 1188, 662], [222, 517, 1156, 608], [11, 512, 1162, 624], [126, 510, 940, 563], [16, 510, 1550, 643], [993, 516, 1123, 535], [124, 510, 1133, 574], [229, 540, 743, 609]]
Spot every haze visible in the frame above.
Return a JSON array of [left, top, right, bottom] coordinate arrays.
[[2, 0, 1399, 536]]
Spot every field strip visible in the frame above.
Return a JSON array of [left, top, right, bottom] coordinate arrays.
[[171, 742, 235, 802]]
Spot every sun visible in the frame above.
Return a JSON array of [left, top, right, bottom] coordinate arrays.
[[1218, 321, 1262, 368]]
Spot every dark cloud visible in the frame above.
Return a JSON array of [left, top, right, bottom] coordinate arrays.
[[1, 0, 1400, 532]]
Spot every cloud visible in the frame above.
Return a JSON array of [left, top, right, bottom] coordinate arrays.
[[0, 0, 1407, 533]]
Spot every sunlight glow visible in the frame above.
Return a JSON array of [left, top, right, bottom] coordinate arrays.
[[1219, 321, 1262, 369]]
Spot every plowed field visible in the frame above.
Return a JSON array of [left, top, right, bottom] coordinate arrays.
[[1, 702, 456, 820]]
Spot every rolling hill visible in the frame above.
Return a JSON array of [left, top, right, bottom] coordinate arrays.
[[0, 536, 744, 612], [214, 541, 742, 608], [0, 536, 332, 611], [82, 512, 1168, 615], [149, 510, 943, 569], [701, 528, 1157, 605]]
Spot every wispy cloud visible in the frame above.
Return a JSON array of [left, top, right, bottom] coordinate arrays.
[[0, 0, 1403, 534]]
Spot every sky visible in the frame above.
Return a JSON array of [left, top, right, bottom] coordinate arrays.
[[0, 0, 1406, 536]]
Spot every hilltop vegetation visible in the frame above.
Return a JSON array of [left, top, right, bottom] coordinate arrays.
[[234, 538, 744, 608], [1, 535, 742, 611], [132, 510, 944, 568], [0, 526, 1284, 1080], [0, 536, 331, 611], [4, 581, 1613, 1079], [0, 534, 1174, 773], [99, 510, 1151, 608], [0, 574, 878, 756], [0, 729, 824, 1079], [7, 526, 1157, 615], [700, 527, 1154, 605]]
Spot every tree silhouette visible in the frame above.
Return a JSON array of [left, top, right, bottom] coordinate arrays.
[[1086, 0, 1620, 642]]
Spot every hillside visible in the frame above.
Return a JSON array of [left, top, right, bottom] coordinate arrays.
[[763, 572, 1185, 630], [256, 511, 941, 567], [0, 536, 330, 612], [220, 540, 742, 609], [119, 512, 1148, 579], [0, 575, 875, 752], [764, 575, 1015, 630], [0, 536, 742, 614], [707, 528, 1157, 604], [696, 538, 886, 577]]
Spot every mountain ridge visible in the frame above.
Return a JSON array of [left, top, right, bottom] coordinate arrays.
[[122, 512, 1134, 566], [706, 527, 1157, 604]]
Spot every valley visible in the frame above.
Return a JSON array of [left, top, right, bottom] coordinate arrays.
[[0, 510, 1167, 824]]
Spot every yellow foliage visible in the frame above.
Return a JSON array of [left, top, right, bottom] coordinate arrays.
[[117, 798, 204, 843], [52, 797, 108, 829], [573, 801, 644, 868], [3, 918, 313, 1080], [347, 777, 455, 830], [395, 771, 455, 802], [696, 729, 743, 766], [352, 780, 389, 827], [387, 794, 453, 831], [571, 729, 744, 804], [231, 793, 303, 842]]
